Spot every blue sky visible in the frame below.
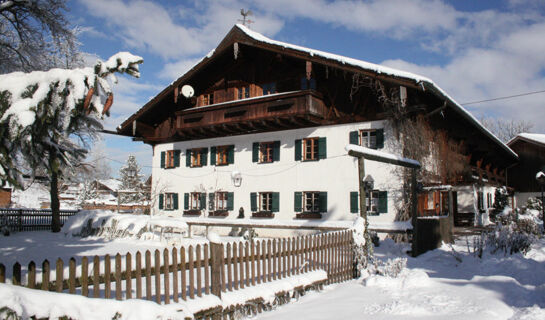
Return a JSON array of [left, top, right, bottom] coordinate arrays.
[[67, 0, 545, 177]]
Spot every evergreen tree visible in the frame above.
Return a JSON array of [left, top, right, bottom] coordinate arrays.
[[118, 155, 145, 204], [491, 187, 509, 222], [0, 52, 143, 231]]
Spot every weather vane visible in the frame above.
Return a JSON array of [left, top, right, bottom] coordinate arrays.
[[238, 9, 254, 27]]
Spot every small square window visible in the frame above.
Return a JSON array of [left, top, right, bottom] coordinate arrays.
[[216, 192, 228, 210], [164, 193, 175, 210], [259, 142, 274, 163], [359, 130, 377, 149], [165, 150, 176, 168], [259, 192, 273, 211], [303, 192, 320, 213], [191, 149, 203, 167], [216, 146, 229, 165], [303, 138, 319, 161]]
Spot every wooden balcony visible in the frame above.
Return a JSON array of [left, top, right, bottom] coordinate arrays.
[[174, 90, 328, 139]]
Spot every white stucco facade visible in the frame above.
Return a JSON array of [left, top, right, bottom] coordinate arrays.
[[151, 121, 404, 235]]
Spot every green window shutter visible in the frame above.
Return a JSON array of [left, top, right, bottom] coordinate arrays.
[[186, 150, 191, 167], [376, 129, 384, 149], [228, 145, 235, 164], [209, 193, 215, 211], [294, 139, 302, 161], [252, 142, 259, 162], [378, 191, 388, 213], [349, 131, 359, 145], [294, 192, 302, 212], [227, 192, 234, 210], [199, 193, 206, 209], [184, 193, 189, 210], [318, 137, 327, 159], [250, 192, 257, 212], [201, 148, 208, 166], [272, 192, 279, 212], [173, 193, 179, 210], [160, 152, 166, 168], [273, 141, 280, 162], [159, 194, 164, 209], [174, 150, 181, 167], [350, 191, 359, 214], [210, 147, 216, 166], [319, 192, 328, 213]]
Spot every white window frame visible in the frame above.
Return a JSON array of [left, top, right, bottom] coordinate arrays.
[[164, 193, 175, 210], [303, 192, 320, 213], [259, 192, 273, 211], [359, 130, 377, 149]]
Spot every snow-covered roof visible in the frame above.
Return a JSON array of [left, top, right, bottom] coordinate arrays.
[[233, 24, 517, 160], [97, 179, 121, 191], [120, 24, 517, 161], [507, 133, 545, 147]]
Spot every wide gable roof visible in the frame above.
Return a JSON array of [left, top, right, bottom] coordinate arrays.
[[119, 24, 517, 161], [507, 133, 545, 148]]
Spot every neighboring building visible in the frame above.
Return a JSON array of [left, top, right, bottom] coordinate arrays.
[[117, 25, 517, 234], [507, 133, 545, 207]]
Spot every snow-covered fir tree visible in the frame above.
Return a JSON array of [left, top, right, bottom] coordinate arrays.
[[118, 155, 146, 204]]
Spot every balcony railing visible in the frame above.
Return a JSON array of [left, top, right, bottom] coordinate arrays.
[[175, 90, 327, 137]]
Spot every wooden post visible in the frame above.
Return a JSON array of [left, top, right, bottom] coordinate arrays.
[[411, 169, 418, 257], [126, 253, 132, 299], [180, 247, 187, 300], [172, 248, 178, 302], [209, 242, 223, 298], [250, 241, 256, 286], [163, 248, 170, 304], [69, 258, 76, 294], [136, 251, 142, 299], [244, 242, 250, 287], [154, 249, 161, 304], [55, 259, 63, 292], [145, 250, 152, 301], [93, 256, 99, 297], [204, 244, 210, 295], [27, 261, 36, 289], [239, 243, 245, 289], [81, 257, 88, 297], [115, 254, 122, 300], [42, 260, 50, 291], [104, 255, 111, 298], [255, 241, 261, 285], [12, 262, 21, 286], [0, 263, 4, 284]]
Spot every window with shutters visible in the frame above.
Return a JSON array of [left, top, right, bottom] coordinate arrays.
[[191, 148, 204, 167], [164, 193, 176, 210], [303, 192, 320, 213], [366, 190, 380, 214], [216, 192, 228, 210], [165, 150, 176, 168], [216, 146, 229, 165], [260, 142, 274, 163], [303, 137, 319, 161], [190, 192, 200, 210], [360, 130, 378, 149], [259, 192, 273, 211]]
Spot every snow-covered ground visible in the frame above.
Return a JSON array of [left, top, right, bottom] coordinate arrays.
[[254, 238, 545, 320], [1, 210, 544, 319]]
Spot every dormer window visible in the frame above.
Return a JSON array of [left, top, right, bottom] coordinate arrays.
[[238, 86, 250, 99]]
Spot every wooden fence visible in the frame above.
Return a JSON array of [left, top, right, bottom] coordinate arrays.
[[0, 208, 79, 231], [0, 230, 354, 309]]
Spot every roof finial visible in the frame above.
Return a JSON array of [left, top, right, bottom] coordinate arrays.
[[238, 9, 254, 27]]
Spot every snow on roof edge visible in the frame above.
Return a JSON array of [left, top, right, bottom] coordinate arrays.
[[507, 133, 545, 147]]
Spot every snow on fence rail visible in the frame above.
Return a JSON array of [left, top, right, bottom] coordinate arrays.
[[0, 208, 79, 232], [0, 230, 354, 316]]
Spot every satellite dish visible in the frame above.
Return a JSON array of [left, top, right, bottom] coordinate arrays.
[[181, 85, 194, 98]]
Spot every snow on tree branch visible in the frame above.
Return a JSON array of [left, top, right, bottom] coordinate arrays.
[[0, 52, 143, 187]]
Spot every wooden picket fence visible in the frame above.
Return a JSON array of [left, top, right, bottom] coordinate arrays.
[[0, 230, 354, 308], [0, 208, 79, 231]]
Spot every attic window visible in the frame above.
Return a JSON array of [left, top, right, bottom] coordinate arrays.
[[262, 82, 276, 95], [238, 86, 250, 99], [203, 93, 214, 106]]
